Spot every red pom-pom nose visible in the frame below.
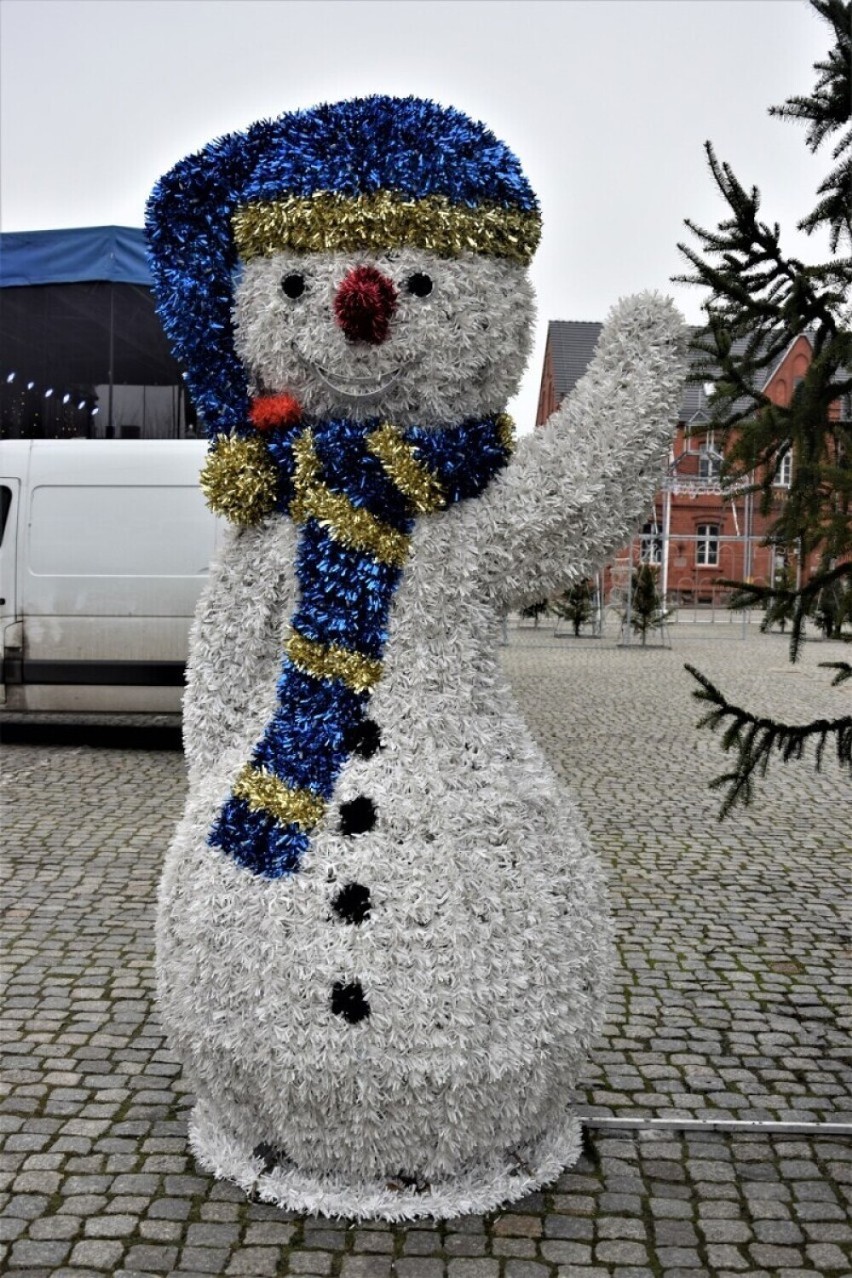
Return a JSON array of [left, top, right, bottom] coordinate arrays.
[[249, 393, 302, 431], [334, 266, 398, 345]]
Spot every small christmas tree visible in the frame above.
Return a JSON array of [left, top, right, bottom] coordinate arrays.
[[815, 578, 852, 639], [551, 579, 594, 636], [626, 564, 670, 645], [520, 599, 549, 628], [760, 558, 795, 633]]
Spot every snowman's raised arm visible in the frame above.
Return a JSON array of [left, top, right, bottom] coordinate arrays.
[[477, 293, 688, 608]]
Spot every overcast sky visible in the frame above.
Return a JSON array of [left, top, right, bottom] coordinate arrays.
[[0, 0, 833, 431]]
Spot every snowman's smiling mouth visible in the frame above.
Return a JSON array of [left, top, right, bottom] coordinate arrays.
[[291, 343, 413, 400]]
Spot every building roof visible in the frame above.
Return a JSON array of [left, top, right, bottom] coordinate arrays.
[[544, 320, 829, 422], [547, 321, 604, 399]]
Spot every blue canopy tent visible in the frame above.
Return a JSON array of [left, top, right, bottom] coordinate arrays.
[[0, 227, 188, 438]]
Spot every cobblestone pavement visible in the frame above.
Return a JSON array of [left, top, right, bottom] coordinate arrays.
[[2, 625, 850, 1277]]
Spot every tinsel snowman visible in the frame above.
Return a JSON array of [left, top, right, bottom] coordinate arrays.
[[147, 96, 686, 1220]]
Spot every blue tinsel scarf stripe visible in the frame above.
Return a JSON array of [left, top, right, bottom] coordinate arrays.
[[210, 799, 310, 880], [208, 414, 512, 879]]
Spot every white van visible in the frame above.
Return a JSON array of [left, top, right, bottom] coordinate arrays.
[[0, 439, 222, 713]]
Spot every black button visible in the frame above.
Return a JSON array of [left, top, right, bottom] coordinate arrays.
[[339, 796, 376, 836], [343, 718, 382, 759], [331, 882, 371, 925], [253, 1142, 288, 1173], [331, 980, 370, 1023]]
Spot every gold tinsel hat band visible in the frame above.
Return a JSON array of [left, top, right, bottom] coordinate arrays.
[[232, 191, 542, 266]]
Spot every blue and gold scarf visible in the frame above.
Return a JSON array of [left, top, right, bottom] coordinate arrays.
[[202, 413, 513, 879]]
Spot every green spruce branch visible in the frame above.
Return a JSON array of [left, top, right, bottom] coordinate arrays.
[[685, 663, 852, 817]]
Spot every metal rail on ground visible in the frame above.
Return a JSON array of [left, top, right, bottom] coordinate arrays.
[[580, 1114, 852, 1136]]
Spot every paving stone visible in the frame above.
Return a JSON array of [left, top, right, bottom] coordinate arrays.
[[657, 1221, 702, 1247], [493, 1214, 542, 1237], [2, 1193, 50, 1219], [705, 1245, 750, 1271], [805, 1242, 850, 1269], [82, 1213, 137, 1237], [491, 1238, 537, 1258], [544, 1214, 594, 1240], [502, 1264, 549, 1278], [123, 1243, 180, 1271], [595, 1240, 650, 1265], [179, 1247, 232, 1272], [139, 1219, 183, 1241], [288, 1253, 335, 1274], [549, 1194, 595, 1216], [404, 1233, 443, 1256], [752, 1219, 804, 1245], [226, 1246, 282, 1276], [649, 1197, 693, 1220], [540, 1241, 593, 1265], [445, 1262, 499, 1278], [444, 1235, 487, 1257], [244, 1222, 296, 1245], [446, 1217, 486, 1235], [10, 1239, 72, 1266], [199, 1202, 241, 1223], [0, 1218, 28, 1242], [352, 1230, 396, 1253], [655, 1247, 705, 1267], [147, 1198, 192, 1220], [53, 1269, 107, 1278], [185, 1222, 241, 1247], [393, 1262, 446, 1278], [302, 1228, 348, 1249], [69, 1238, 126, 1268], [749, 1243, 807, 1268], [598, 1218, 646, 1240], [802, 1222, 852, 1242], [698, 1219, 752, 1244]]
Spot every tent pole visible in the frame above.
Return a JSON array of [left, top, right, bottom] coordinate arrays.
[[108, 283, 115, 436]]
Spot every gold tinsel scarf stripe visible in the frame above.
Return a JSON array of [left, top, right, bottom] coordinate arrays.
[[496, 412, 517, 455], [232, 192, 542, 265], [232, 765, 325, 831], [366, 422, 447, 514], [291, 430, 412, 567], [285, 630, 384, 694], [200, 435, 279, 526]]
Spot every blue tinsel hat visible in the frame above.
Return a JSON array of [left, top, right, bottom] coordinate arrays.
[[145, 96, 540, 438]]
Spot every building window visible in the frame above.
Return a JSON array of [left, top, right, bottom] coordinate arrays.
[[774, 449, 793, 487], [639, 521, 662, 565], [696, 524, 720, 567], [698, 438, 723, 479]]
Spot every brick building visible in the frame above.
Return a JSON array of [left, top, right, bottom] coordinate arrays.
[[536, 322, 825, 606]]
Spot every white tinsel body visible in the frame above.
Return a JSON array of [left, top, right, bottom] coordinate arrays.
[[158, 292, 687, 1219]]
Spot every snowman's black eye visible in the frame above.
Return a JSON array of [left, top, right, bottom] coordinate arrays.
[[406, 273, 433, 297], [281, 273, 306, 299]]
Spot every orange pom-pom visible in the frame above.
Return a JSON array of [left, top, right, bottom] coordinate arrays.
[[249, 393, 302, 431]]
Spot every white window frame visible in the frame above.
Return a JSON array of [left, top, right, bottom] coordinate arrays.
[[697, 430, 723, 479], [774, 449, 793, 487], [696, 524, 720, 567], [639, 521, 662, 565]]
